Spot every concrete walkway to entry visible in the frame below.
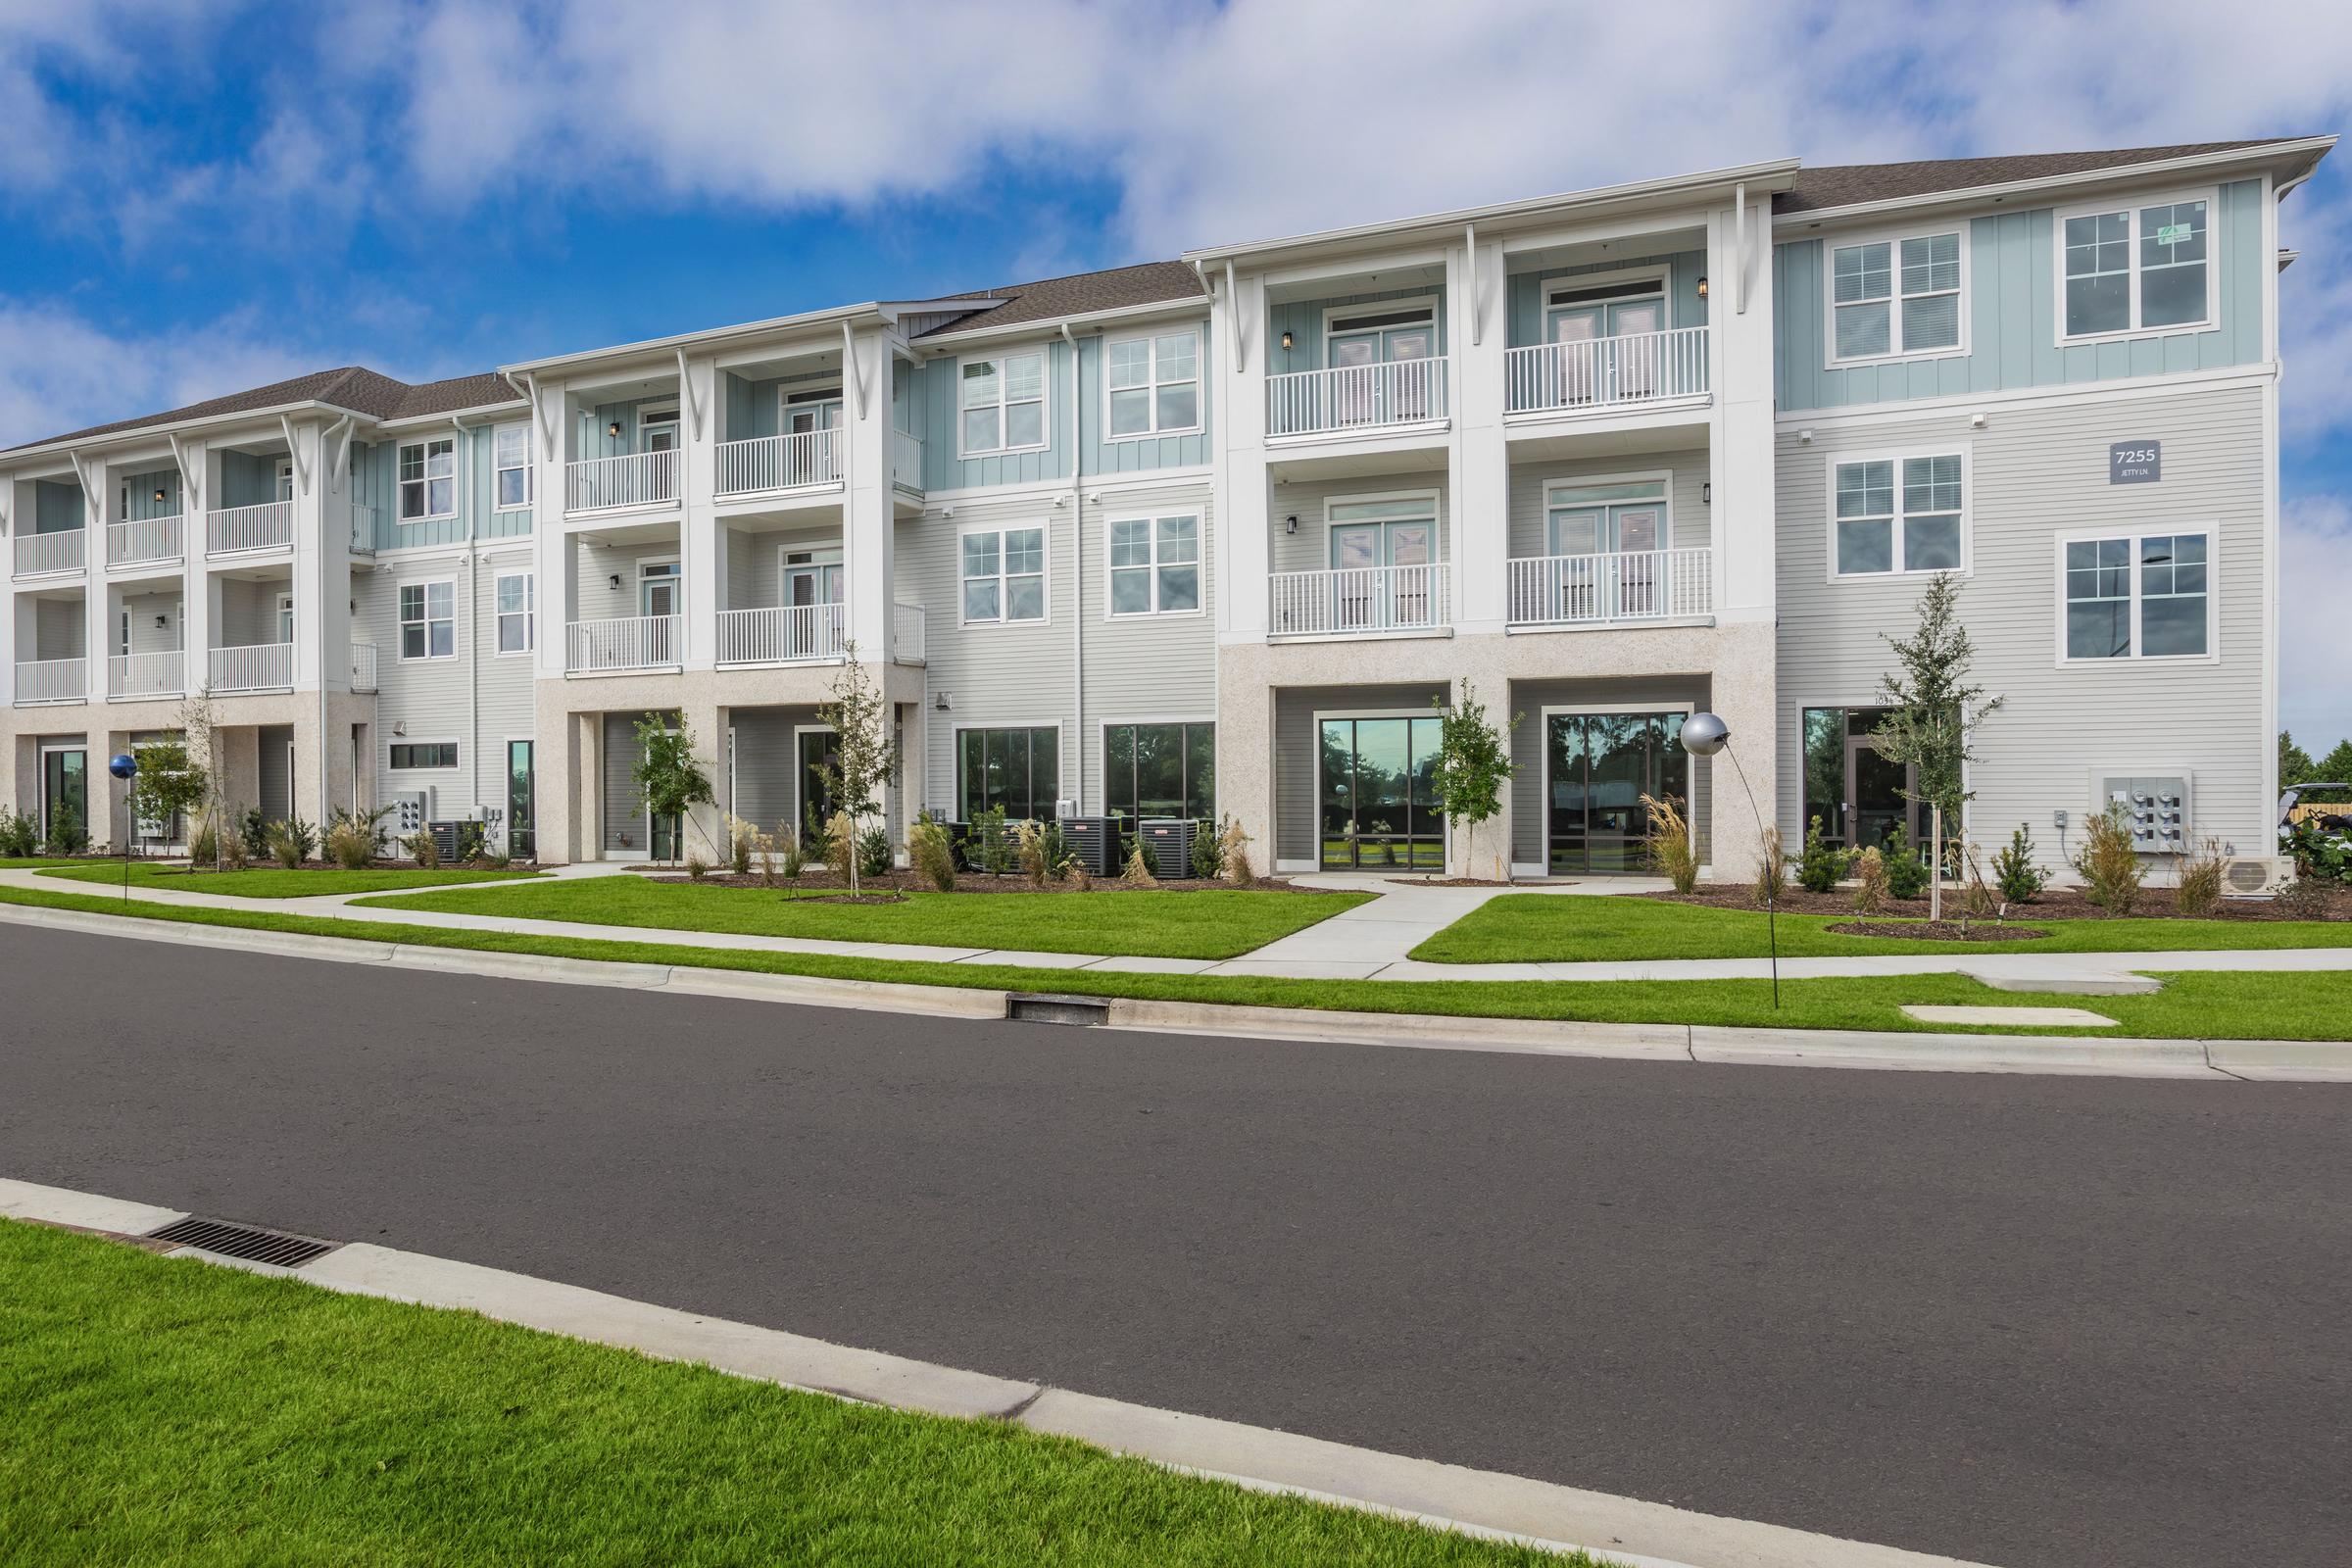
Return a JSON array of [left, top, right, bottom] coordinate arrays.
[[9, 862, 2352, 987]]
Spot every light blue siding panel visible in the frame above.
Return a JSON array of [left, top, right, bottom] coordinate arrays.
[[1081, 323, 1213, 475], [1266, 284, 1448, 379], [1502, 252, 1705, 349], [122, 467, 180, 522], [219, 450, 276, 509], [33, 478, 83, 533], [921, 336, 1074, 491]]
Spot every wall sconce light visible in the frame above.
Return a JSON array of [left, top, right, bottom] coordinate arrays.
[[1701, 483, 1712, 504], [1695, 276, 1709, 299], [606, 420, 621, 438], [608, 573, 622, 590], [154, 614, 169, 628], [1280, 330, 1294, 352], [1284, 514, 1298, 535], [153, 487, 167, 503]]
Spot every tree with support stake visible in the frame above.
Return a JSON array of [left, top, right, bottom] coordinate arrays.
[[1430, 680, 1519, 883], [1873, 572, 2002, 923]]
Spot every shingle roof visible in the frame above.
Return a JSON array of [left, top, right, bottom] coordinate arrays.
[[912, 260, 1205, 336], [5, 364, 523, 454], [1775, 139, 2311, 215], [390, 372, 527, 420]]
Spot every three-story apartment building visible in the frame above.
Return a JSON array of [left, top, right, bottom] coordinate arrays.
[[1, 136, 2328, 885]]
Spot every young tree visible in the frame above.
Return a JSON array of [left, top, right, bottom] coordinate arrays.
[[127, 734, 208, 856], [1430, 681, 1519, 883], [818, 644, 897, 895], [631, 712, 716, 865], [175, 686, 229, 869], [1874, 572, 2003, 919]]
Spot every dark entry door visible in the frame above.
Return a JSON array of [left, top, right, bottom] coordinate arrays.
[[41, 747, 87, 844], [1546, 712, 1688, 874], [797, 729, 841, 847]]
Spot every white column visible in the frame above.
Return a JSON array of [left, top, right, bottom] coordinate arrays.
[[843, 324, 894, 662], [1216, 270, 1270, 643], [287, 419, 326, 690], [681, 354, 720, 669], [178, 443, 212, 690], [82, 463, 114, 699], [532, 387, 574, 683], [1451, 231, 1510, 635], [1708, 201, 1779, 624]]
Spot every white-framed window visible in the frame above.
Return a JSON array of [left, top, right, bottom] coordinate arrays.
[[389, 741, 459, 770], [493, 424, 532, 510], [399, 438, 456, 520], [1105, 514, 1200, 616], [2056, 189, 2217, 341], [1104, 329, 1201, 439], [2056, 526, 2215, 663], [960, 524, 1048, 624], [1830, 227, 1964, 362], [494, 571, 534, 655], [1830, 451, 1967, 578], [958, 350, 1048, 457], [399, 579, 456, 660]]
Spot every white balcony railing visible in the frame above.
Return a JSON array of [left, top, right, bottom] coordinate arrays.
[[14, 657, 86, 705], [714, 429, 842, 497], [14, 528, 84, 576], [1269, 563, 1450, 637], [1266, 356, 1449, 439], [565, 449, 680, 514], [565, 613, 680, 673], [715, 603, 847, 664], [1503, 326, 1710, 416], [1507, 548, 1714, 626], [208, 641, 294, 692], [110, 650, 184, 700], [207, 500, 294, 555], [892, 601, 926, 663], [107, 515, 183, 568], [892, 427, 924, 490], [348, 642, 378, 692]]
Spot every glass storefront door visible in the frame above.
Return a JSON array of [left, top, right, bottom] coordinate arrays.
[[507, 740, 535, 859], [1545, 712, 1688, 874], [41, 746, 87, 845], [1318, 715, 1444, 869], [797, 728, 842, 847], [1800, 708, 1920, 852]]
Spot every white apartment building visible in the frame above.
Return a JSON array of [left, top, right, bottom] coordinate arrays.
[[2, 137, 2328, 883]]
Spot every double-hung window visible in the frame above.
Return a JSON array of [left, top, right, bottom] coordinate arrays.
[[960, 526, 1047, 623], [2061, 194, 2213, 338], [399, 438, 456, 521], [1106, 514, 1200, 614], [1833, 453, 1965, 576], [2061, 529, 2212, 662], [959, 351, 1047, 456], [493, 425, 532, 510], [1831, 230, 1962, 360], [400, 580, 456, 660], [1105, 330, 1200, 437], [494, 571, 534, 654]]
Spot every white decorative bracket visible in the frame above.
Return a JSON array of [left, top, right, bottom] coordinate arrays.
[[676, 348, 706, 440], [1734, 182, 1749, 315], [1225, 261, 1246, 372], [842, 321, 870, 417], [1465, 223, 1481, 346], [277, 415, 313, 495]]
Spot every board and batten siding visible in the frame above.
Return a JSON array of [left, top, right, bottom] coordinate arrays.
[[1774, 178, 2266, 414], [1503, 250, 1706, 348], [353, 423, 536, 554], [1264, 285, 1448, 377], [1507, 449, 1711, 558], [32, 478, 82, 533], [1773, 382, 2270, 870]]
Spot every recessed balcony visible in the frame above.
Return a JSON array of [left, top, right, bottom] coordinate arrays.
[[208, 641, 294, 693], [110, 650, 184, 701], [715, 603, 845, 665], [1506, 547, 1713, 628], [1266, 356, 1450, 442], [565, 450, 681, 516], [14, 528, 84, 578], [1503, 326, 1710, 418], [207, 501, 294, 556], [14, 656, 86, 706], [107, 515, 184, 569], [715, 430, 842, 499], [565, 612, 681, 674], [1269, 563, 1450, 640]]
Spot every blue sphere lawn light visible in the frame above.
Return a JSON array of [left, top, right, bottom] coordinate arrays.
[[108, 753, 137, 902]]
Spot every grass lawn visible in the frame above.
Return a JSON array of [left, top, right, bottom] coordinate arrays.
[[1410, 894, 2352, 964], [36, 861, 537, 899], [360, 874, 1372, 959], [0, 857, 81, 868], [0, 1220, 1575, 1567], [9, 883, 2350, 1039]]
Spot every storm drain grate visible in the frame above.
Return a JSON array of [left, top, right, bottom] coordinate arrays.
[[1006, 992, 1112, 1027], [145, 1216, 337, 1269]]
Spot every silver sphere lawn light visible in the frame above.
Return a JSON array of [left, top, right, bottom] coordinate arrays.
[[1679, 713, 1778, 1008]]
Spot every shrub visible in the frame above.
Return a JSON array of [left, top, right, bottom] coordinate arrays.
[[1796, 815, 1849, 894], [240, 807, 270, 861], [857, 825, 893, 880], [1640, 793, 1697, 894], [2280, 815, 2352, 884], [1012, 820, 1072, 888], [477, 849, 511, 870], [1990, 824, 2046, 903], [2175, 838, 2225, 916], [324, 819, 373, 870], [1960, 844, 2000, 920], [217, 818, 250, 869], [1217, 813, 1255, 885], [454, 821, 487, 864], [1121, 840, 1157, 887], [43, 804, 88, 857], [1063, 858, 1092, 891], [724, 815, 757, 877], [775, 824, 805, 881], [969, 807, 1014, 876], [405, 829, 439, 869], [187, 817, 219, 867], [1188, 818, 1222, 880], [1881, 825, 1929, 900], [907, 816, 956, 892], [0, 805, 42, 858], [685, 853, 710, 881], [270, 817, 317, 867], [2072, 802, 2144, 915], [1749, 823, 1785, 907], [1850, 846, 1888, 915], [2277, 872, 2330, 919]]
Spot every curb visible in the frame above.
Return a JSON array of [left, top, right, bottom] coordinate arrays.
[[5, 900, 2347, 1081], [0, 1178, 1992, 1568]]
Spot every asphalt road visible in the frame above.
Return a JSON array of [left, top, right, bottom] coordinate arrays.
[[4, 921, 2346, 1568]]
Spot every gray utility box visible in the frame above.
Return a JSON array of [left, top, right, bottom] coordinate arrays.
[[1136, 818, 1198, 879], [1059, 816, 1122, 876], [2097, 773, 2190, 854]]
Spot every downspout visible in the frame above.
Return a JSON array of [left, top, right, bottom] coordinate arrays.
[[452, 413, 482, 826], [1061, 322, 1083, 815]]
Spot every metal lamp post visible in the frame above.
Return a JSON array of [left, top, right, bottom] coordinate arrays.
[[107, 753, 138, 904], [1680, 712, 1778, 1008]]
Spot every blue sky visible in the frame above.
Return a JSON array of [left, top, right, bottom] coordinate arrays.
[[4, 0, 2348, 747]]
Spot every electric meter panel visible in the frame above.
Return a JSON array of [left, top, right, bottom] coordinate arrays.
[[2098, 773, 2190, 855]]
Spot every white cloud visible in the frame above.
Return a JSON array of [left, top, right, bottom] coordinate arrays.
[[0, 305, 320, 449], [2281, 493, 2352, 751]]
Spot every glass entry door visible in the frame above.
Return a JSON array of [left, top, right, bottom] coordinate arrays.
[[1546, 501, 1662, 617], [1546, 712, 1687, 874], [41, 747, 87, 844], [507, 740, 535, 859], [1546, 289, 1666, 402], [797, 728, 841, 846], [1317, 715, 1443, 869], [1846, 729, 1916, 853], [1328, 311, 1437, 424], [1328, 505, 1437, 630], [783, 552, 845, 659]]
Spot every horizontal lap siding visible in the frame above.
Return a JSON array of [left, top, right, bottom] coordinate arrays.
[[727, 706, 821, 836], [33, 598, 81, 660], [1508, 449, 1710, 557], [1269, 475, 1450, 575], [124, 592, 179, 658], [1774, 383, 2269, 867], [1272, 683, 1447, 863], [360, 548, 536, 820], [218, 578, 276, 649], [1077, 481, 1217, 811], [257, 726, 293, 822]]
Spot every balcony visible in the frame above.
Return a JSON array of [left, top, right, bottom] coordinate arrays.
[[1507, 548, 1713, 627], [14, 528, 84, 578], [350, 502, 381, 555], [208, 501, 294, 556], [1269, 563, 1450, 639], [892, 428, 925, 493], [107, 515, 184, 569], [208, 641, 294, 693], [715, 430, 842, 499], [1266, 357, 1449, 441], [892, 601, 926, 663], [565, 613, 680, 674], [348, 642, 377, 693], [716, 603, 846, 665], [110, 650, 184, 701], [565, 450, 679, 515], [1503, 327, 1708, 418], [14, 657, 86, 706]]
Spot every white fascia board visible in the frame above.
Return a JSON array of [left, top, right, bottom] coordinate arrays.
[[1771, 138, 2336, 234], [1181, 159, 1800, 268], [374, 400, 529, 433], [0, 400, 371, 470], [499, 299, 974, 378], [914, 296, 1210, 350]]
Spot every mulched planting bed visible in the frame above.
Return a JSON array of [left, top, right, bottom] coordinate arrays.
[[637, 869, 1332, 896], [1823, 920, 2048, 942], [1648, 882, 2352, 922]]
